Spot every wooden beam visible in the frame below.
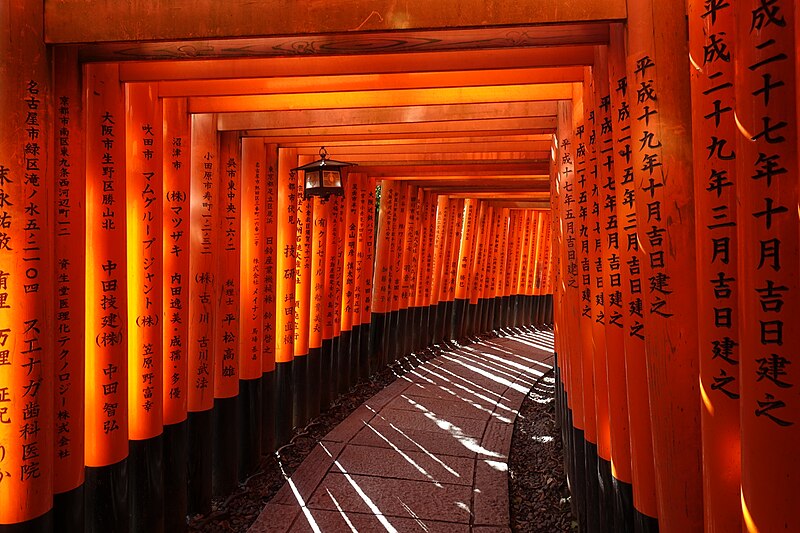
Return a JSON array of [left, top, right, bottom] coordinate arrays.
[[188, 83, 572, 113], [157, 67, 585, 97], [292, 140, 551, 155], [280, 134, 552, 147], [118, 46, 596, 81], [218, 101, 558, 130], [46, 1, 624, 43], [361, 162, 548, 177]]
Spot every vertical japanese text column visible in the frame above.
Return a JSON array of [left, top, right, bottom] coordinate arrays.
[[0, 3, 54, 530], [688, 1, 741, 530], [734, 2, 799, 530], [84, 62, 128, 532], [125, 82, 164, 532], [162, 97, 191, 531]]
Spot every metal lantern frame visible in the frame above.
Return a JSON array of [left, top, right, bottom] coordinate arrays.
[[292, 146, 356, 199]]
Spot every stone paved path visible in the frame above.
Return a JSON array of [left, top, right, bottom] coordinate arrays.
[[249, 330, 555, 533]]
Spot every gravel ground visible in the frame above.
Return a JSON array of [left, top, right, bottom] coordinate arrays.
[[187, 350, 434, 533], [509, 371, 576, 533]]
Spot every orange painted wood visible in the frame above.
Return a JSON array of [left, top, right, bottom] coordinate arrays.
[[734, 2, 799, 531], [687, 2, 741, 530], [394, 184, 413, 313], [358, 179, 376, 328], [372, 181, 396, 315], [187, 114, 218, 412], [162, 98, 191, 423], [158, 67, 585, 98], [239, 138, 267, 379], [331, 194, 345, 339], [585, 67, 612, 465], [0, 2, 55, 521], [556, 98, 584, 428], [430, 195, 449, 308], [261, 143, 278, 373], [294, 156, 313, 358], [413, 191, 433, 309], [626, 1, 703, 528], [455, 199, 478, 301], [573, 81, 598, 447], [274, 148, 297, 363], [53, 46, 86, 496], [309, 196, 329, 350], [125, 82, 164, 440], [469, 202, 489, 305], [593, 44, 632, 485], [339, 174, 360, 333], [607, 23, 658, 519], [84, 62, 129, 467], [214, 132, 241, 399]]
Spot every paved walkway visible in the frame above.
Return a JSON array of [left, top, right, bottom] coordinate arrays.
[[250, 330, 556, 533]]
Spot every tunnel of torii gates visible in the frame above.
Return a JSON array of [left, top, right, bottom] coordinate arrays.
[[0, 0, 798, 532]]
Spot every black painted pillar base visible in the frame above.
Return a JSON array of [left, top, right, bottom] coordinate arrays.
[[571, 428, 587, 532], [162, 421, 187, 532], [598, 456, 616, 533], [423, 305, 434, 347], [320, 339, 334, 411], [531, 295, 541, 328], [129, 435, 164, 533], [212, 396, 238, 498], [0, 511, 54, 533], [545, 294, 554, 325], [238, 377, 262, 481], [634, 508, 660, 533], [53, 484, 84, 533], [434, 301, 447, 344], [261, 371, 276, 455], [491, 297, 502, 331], [358, 323, 370, 383], [187, 409, 213, 516], [347, 328, 358, 387], [396, 307, 408, 358], [292, 355, 309, 429], [466, 302, 479, 338], [584, 440, 601, 533], [334, 336, 346, 396], [613, 478, 635, 533], [442, 300, 454, 341], [307, 347, 322, 420], [369, 313, 386, 373], [85, 457, 128, 533], [451, 298, 468, 341], [339, 330, 353, 393], [274, 360, 294, 447]]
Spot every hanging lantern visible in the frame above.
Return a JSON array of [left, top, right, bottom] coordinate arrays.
[[292, 146, 356, 199]]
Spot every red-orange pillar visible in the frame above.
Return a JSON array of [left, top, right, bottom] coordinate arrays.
[[161, 96, 191, 530], [238, 137, 266, 477], [187, 113, 218, 514], [339, 173, 360, 391], [594, 42, 635, 530], [371, 181, 395, 369], [274, 147, 297, 446], [52, 46, 86, 530], [261, 143, 279, 453], [734, 2, 799, 531], [309, 194, 329, 414], [357, 178, 376, 377], [0, 3, 54, 529], [687, 2, 741, 531], [84, 62, 129, 530], [125, 81, 165, 531], [293, 156, 313, 426], [626, 1, 702, 529], [212, 131, 241, 496], [607, 23, 659, 527]]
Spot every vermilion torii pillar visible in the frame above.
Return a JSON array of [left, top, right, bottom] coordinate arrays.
[[125, 81, 165, 533], [626, 0, 703, 529], [688, 1, 741, 530], [0, 2, 54, 531], [161, 97, 191, 531], [734, 1, 799, 531]]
